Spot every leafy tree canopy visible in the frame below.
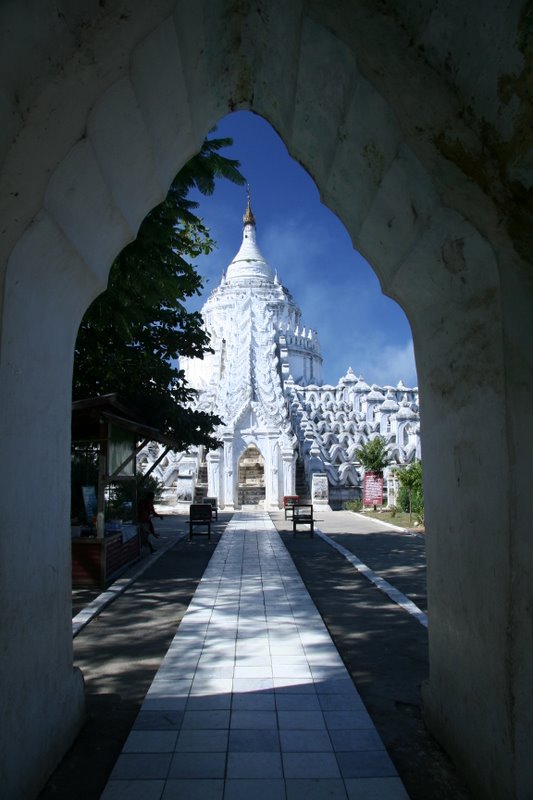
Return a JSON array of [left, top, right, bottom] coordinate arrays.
[[355, 435, 390, 474], [73, 134, 245, 450]]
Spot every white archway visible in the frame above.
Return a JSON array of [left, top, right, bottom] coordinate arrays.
[[237, 444, 266, 507], [0, 4, 531, 798]]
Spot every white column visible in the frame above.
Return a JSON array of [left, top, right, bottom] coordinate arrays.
[[207, 449, 222, 503], [280, 443, 297, 501], [222, 435, 235, 510]]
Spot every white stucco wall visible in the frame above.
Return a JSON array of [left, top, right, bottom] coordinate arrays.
[[0, 3, 531, 798]]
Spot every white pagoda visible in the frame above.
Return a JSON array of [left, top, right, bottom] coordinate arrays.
[[139, 196, 420, 509]]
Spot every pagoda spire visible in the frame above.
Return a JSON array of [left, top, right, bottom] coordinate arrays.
[[243, 185, 256, 227], [225, 187, 274, 282]]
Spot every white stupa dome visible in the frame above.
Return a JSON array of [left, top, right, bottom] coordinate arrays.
[[225, 193, 275, 282]]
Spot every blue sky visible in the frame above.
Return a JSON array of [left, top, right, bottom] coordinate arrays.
[[188, 111, 417, 388]]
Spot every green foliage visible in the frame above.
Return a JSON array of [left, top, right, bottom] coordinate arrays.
[[344, 499, 362, 512], [73, 134, 245, 450], [355, 436, 390, 474], [107, 474, 164, 520], [397, 485, 424, 514], [396, 460, 423, 493], [395, 461, 424, 522]]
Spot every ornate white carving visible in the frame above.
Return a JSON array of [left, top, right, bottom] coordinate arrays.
[[139, 204, 421, 509]]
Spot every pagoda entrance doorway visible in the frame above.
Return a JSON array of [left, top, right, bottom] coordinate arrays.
[[237, 445, 265, 507]]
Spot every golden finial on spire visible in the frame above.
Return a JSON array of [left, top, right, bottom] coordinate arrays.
[[243, 185, 256, 226]]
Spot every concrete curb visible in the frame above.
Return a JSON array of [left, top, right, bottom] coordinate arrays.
[[353, 511, 423, 537]]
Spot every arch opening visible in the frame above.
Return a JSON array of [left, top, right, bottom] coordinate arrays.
[[0, 6, 530, 800], [237, 444, 265, 507], [175, 110, 421, 515]]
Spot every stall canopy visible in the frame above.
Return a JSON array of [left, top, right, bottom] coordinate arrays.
[[72, 393, 179, 536]]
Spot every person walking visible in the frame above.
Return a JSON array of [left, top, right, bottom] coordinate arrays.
[[138, 490, 162, 553]]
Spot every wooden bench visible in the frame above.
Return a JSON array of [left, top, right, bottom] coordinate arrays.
[[189, 503, 212, 540], [283, 495, 300, 519], [203, 496, 218, 521], [292, 504, 314, 536]]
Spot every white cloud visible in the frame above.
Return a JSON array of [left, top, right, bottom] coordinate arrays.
[[261, 217, 331, 281]]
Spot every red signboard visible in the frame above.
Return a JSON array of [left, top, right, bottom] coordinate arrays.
[[363, 472, 384, 507]]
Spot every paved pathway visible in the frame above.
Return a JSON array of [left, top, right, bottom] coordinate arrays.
[[100, 512, 409, 800]]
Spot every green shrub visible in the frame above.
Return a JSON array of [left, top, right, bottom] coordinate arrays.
[[398, 484, 424, 516], [344, 499, 362, 512], [108, 474, 164, 520]]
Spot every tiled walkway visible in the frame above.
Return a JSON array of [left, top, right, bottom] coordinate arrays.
[[100, 512, 410, 800]]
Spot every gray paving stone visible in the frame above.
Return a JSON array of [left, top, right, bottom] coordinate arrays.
[[282, 752, 341, 779], [224, 779, 286, 799], [181, 709, 230, 730], [99, 514, 410, 800], [232, 692, 276, 710], [168, 751, 226, 778], [271, 655, 309, 666], [100, 780, 166, 800], [279, 729, 333, 752], [234, 665, 273, 678], [275, 680, 318, 694], [230, 710, 278, 729], [344, 777, 411, 799], [278, 710, 326, 730], [233, 677, 274, 692], [175, 729, 228, 752], [272, 664, 313, 679], [186, 693, 232, 711], [191, 677, 233, 694], [229, 728, 281, 751], [285, 778, 348, 800], [275, 694, 321, 711], [162, 778, 224, 799], [227, 751, 283, 779]]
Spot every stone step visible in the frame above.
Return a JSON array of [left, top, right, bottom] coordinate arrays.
[[194, 485, 208, 503]]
